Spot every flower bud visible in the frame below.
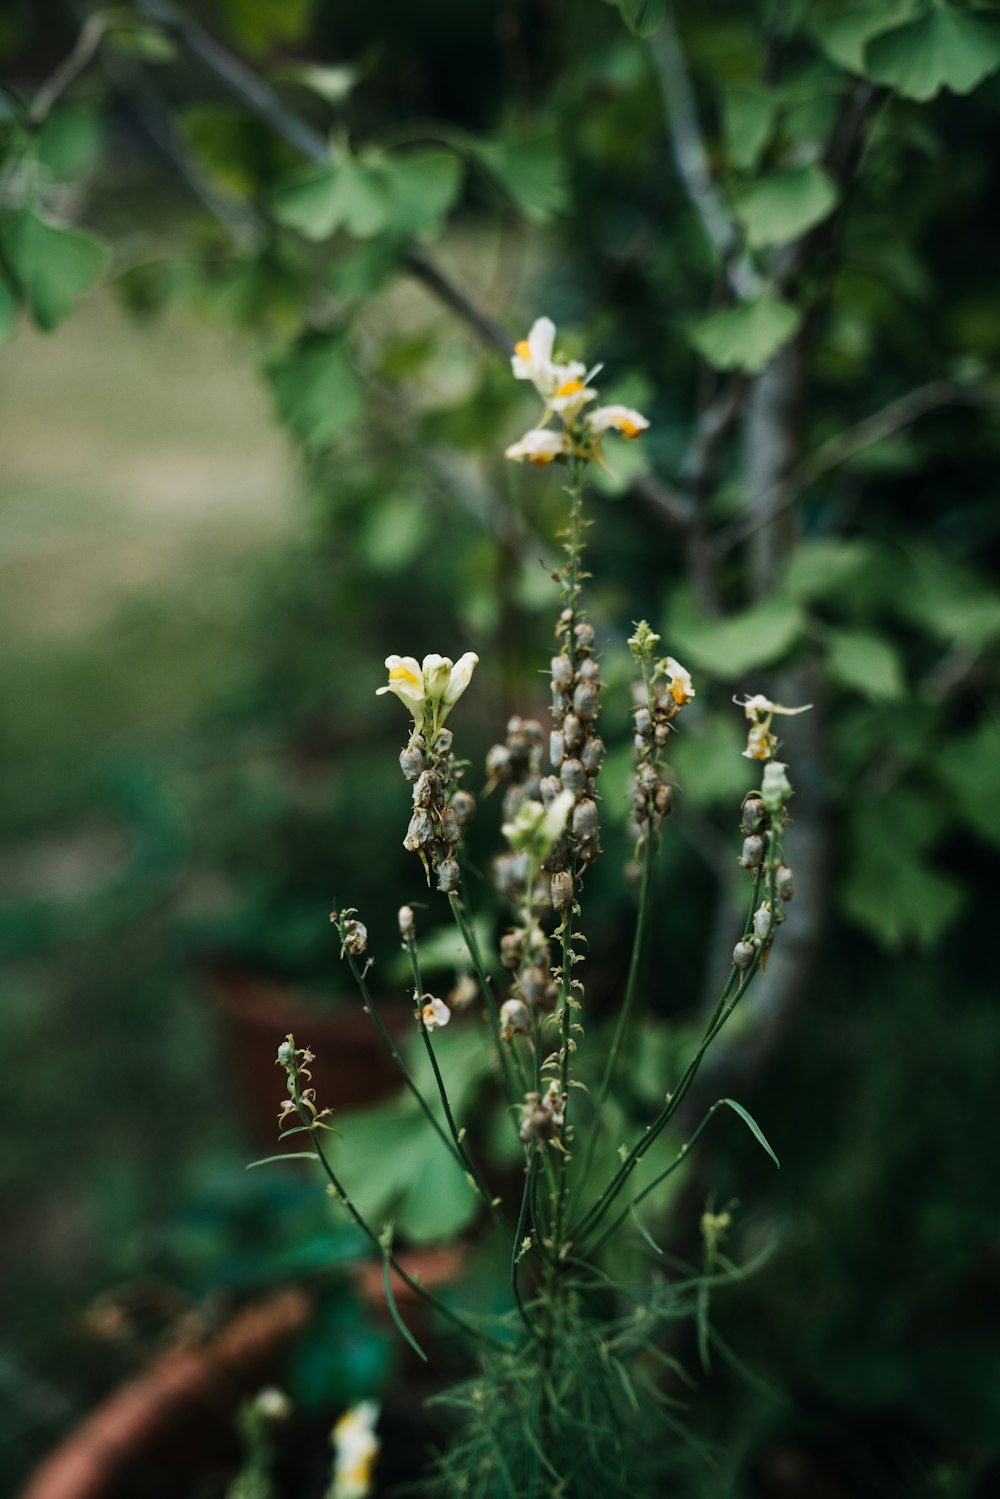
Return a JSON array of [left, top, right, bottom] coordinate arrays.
[[578, 658, 601, 686], [399, 743, 425, 780], [573, 682, 600, 720], [539, 774, 562, 806], [733, 940, 756, 970], [551, 869, 574, 910], [738, 835, 765, 869], [276, 1040, 295, 1068], [551, 655, 574, 691], [500, 997, 532, 1040], [561, 758, 586, 796], [574, 620, 595, 653], [776, 864, 795, 901], [436, 856, 461, 893], [549, 730, 566, 768], [343, 919, 368, 956], [451, 790, 476, 828], [398, 905, 415, 938], [500, 932, 523, 970], [562, 713, 584, 749], [581, 736, 606, 774], [741, 796, 766, 834], [633, 707, 652, 739], [254, 1388, 292, 1421]]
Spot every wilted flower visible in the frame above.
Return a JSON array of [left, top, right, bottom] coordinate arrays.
[[663, 656, 695, 706], [420, 995, 451, 1030], [735, 693, 811, 761], [505, 428, 573, 465], [377, 651, 478, 735], [329, 1400, 380, 1499]]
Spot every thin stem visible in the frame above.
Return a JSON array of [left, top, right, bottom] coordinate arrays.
[[283, 1073, 505, 1353], [511, 1146, 539, 1333], [449, 891, 519, 1109], [404, 933, 510, 1232]]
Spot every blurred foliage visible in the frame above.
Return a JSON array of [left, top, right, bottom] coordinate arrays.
[[1, 0, 1000, 1494]]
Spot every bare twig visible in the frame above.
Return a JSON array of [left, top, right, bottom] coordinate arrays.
[[648, 13, 758, 299], [28, 10, 118, 126], [133, 0, 511, 354], [712, 377, 998, 560]]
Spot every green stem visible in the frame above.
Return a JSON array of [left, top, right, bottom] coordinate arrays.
[[449, 891, 519, 1109], [404, 934, 510, 1232], [511, 1145, 539, 1333]]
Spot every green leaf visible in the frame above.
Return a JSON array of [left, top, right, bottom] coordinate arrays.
[[732, 163, 839, 249], [934, 721, 1000, 848], [0, 208, 110, 331], [811, 0, 915, 72], [382, 1254, 428, 1361], [824, 627, 906, 702], [781, 539, 878, 603], [383, 151, 463, 238], [0, 271, 15, 343], [689, 293, 803, 374], [246, 1151, 319, 1168], [842, 791, 965, 949], [864, 5, 1000, 101], [668, 713, 749, 808], [893, 547, 1000, 651], [477, 136, 569, 222], [330, 238, 404, 300], [721, 88, 777, 172], [37, 103, 103, 182], [719, 1098, 780, 1169], [271, 159, 391, 241], [266, 335, 362, 450], [278, 63, 358, 105], [670, 596, 805, 678], [617, 0, 666, 37]]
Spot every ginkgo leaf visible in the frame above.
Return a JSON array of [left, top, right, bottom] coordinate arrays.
[[864, 4, 1000, 101]]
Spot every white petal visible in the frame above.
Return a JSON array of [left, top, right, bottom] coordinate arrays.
[[443, 651, 479, 707]]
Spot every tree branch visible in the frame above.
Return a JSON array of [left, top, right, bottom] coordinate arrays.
[[133, 0, 511, 355], [28, 10, 116, 126]]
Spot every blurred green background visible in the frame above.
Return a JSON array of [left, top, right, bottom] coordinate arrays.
[[2, 1, 999, 1495]]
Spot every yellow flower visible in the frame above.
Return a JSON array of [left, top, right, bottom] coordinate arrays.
[[511, 316, 585, 399], [586, 404, 650, 439], [329, 1401, 380, 1499], [505, 428, 573, 465], [377, 652, 479, 733]]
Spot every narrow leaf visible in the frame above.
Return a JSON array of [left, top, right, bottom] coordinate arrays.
[[246, 1151, 319, 1169], [719, 1097, 780, 1168], [382, 1256, 429, 1361], [629, 1205, 664, 1255], [618, 0, 666, 37]]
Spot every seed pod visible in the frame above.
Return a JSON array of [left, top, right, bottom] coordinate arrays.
[[653, 782, 674, 817], [733, 939, 756, 970], [561, 758, 586, 796], [500, 997, 532, 1040], [542, 835, 570, 872], [549, 730, 566, 768], [578, 658, 601, 686], [519, 965, 548, 1007], [551, 654, 574, 691], [581, 736, 605, 774], [634, 733, 649, 754], [639, 762, 660, 794], [573, 682, 600, 720], [563, 713, 584, 749], [539, 774, 562, 806], [551, 687, 570, 717], [398, 905, 415, 938], [503, 783, 530, 823], [436, 856, 461, 893], [573, 797, 600, 843], [776, 863, 795, 901], [494, 852, 527, 898], [500, 932, 523, 971], [634, 707, 652, 739], [451, 790, 476, 828], [522, 718, 545, 748], [486, 744, 512, 781], [741, 796, 766, 834], [413, 770, 439, 808], [632, 791, 649, 824], [434, 728, 454, 755], [574, 620, 595, 653], [343, 919, 368, 956], [439, 807, 461, 845], [399, 743, 425, 780], [753, 902, 773, 941], [653, 724, 672, 748], [404, 809, 433, 850], [654, 691, 679, 721], [543, 982, 559, 1011], [551, 869, 574, 911], [739, 835, 765, 869]]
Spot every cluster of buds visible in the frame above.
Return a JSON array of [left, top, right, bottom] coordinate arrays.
[[731, 748, 802, 976], [546, 626, 605, 900], [377, 651, 478, 893], [627, 622, 695, 843], [518, 1079, 567, 1145], [275, 1033, 332, 1133], [494, 794, 575, 1038], [504, 316, 650, 469]]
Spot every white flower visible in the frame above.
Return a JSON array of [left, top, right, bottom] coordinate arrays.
[[547, 376, 598, 423], [330, 1401, 380, 1499], [377, 651, 479, 729], [505, 428, 573, 465], [586, 404, 650, 439], [511, 316, 585, 399], [420, 995, 451, 1030], [664, 656, 695, 706], [735, 694, 811, 761], [736, 694, 811, 722]]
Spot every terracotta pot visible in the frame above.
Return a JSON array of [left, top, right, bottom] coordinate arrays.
[[17, 1289, 312, 1499], [207, 965, 409, 1148]]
